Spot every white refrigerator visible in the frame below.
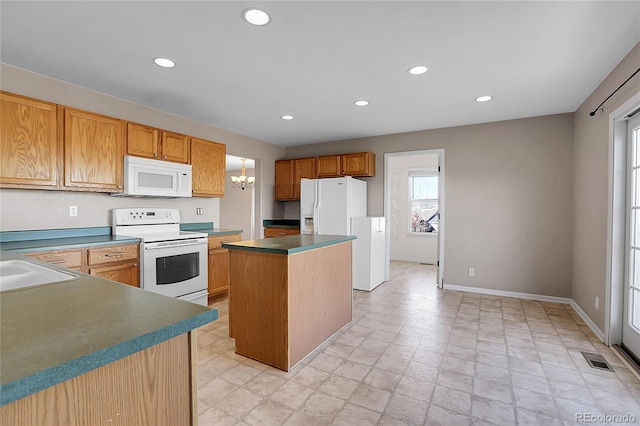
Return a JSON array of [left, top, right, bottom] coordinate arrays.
[[300, 177, 367, 235], [351, 217, 386, 291]]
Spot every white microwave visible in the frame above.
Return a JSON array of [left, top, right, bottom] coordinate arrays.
[[112, 156, 192, 197]]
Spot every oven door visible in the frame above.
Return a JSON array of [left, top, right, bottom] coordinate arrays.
[[141, 238, 208, 299]]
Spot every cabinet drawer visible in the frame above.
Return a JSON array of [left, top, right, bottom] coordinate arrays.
[[87, 244, 139, 266], [24, 249, 83, 269], [264, 227, 300, 238], [208, 234, 241, 249]]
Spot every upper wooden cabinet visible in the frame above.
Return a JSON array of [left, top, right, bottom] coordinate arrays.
[[316, 152, 375, 178], [64, 108, 124, 192], [0, 92, 60, 189], [342, 152, 375, 177], [126, 123, 190, 164], [191, 137, 226, 197], [316, 155, 342, 178], [275, 157, 316, 201]]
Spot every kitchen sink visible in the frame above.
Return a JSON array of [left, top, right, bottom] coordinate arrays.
[[0, 259, 77, 292]]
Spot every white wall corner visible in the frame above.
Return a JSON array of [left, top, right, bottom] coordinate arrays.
[[569, 299, 606, 343]]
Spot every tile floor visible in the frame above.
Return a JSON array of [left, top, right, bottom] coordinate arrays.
[[196, 261, 640, 425]]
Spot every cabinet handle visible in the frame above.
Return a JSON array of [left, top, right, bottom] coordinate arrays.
[[278, 232, 286, 235], [117, 185, 123, 189], [105, 253, 127, 257], [162, 155, 167, 159], [153, 153, 158, 157], [133, 264, 138, 267], [47, 259, 67, 264]]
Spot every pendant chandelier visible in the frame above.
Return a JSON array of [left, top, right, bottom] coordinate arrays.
[[231, 158, 255, 190]]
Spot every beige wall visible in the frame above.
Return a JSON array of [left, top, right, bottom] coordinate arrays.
[[286, 114, 575, 298], [0, 64, 285, 231], [572, 42, 640, 332]]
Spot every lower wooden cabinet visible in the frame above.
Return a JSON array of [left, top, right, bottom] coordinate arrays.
[[207, 233, 241, 301], [264, 227, 300, 238], [89, 262, 139, 288], [24, 248, 84, 271], [23, 243, 139, 287]]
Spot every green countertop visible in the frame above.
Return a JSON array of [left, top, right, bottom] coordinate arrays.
[[262, 219, 300, 229], [0, 227, 140, 253], [0, 250, 217, 407], [222, 234, 356, 255], [180, 223, 242, 236]]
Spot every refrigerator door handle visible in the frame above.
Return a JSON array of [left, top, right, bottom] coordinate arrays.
[[314, 180, 320, 234]]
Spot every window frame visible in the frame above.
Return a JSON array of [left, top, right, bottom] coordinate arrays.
[[408, 169, 439, 235]]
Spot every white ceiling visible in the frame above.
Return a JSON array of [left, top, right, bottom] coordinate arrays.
[[1, 1, 639, 147]]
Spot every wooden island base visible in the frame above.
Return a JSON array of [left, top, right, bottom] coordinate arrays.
[[226, 237, 353, 371]]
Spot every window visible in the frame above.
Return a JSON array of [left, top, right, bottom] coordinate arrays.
[[409, 170, 438, 234]]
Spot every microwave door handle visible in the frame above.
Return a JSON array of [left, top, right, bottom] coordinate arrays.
[[177, 171, 182, 192]]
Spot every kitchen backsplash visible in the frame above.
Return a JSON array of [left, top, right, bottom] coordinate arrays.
[[0, 189, 220, 231]]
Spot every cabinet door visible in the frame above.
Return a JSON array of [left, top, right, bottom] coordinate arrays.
[[64, 108, 124, 191], [316, 155, 342, 178], [126, 122, 159, 159], [264, 227, 300, 238], [87, 244, 139, 266], [191, 137, 226, 197], [89, 262, 139, 287], [208, 248, 230, 299], [24, 249, 84, 270], [342, 152, 375, 177], [293, 158, 316, 199], [1, 92, 59, 188], [274, 160, 294, 200], [161, 131, 190, 163]]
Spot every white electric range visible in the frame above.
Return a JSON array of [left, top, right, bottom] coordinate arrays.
[[112, 208, 208, 306]]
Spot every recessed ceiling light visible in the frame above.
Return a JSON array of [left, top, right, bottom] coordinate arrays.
[[243, 8, 270, 26], [153, 57, 176, 68], [408, 65, 428, 75], [281, 115, 294, 120], [354, 100, 369, 107], [475, 95, 493, 103]]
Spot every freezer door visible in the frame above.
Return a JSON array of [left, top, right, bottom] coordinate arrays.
[[300, 178, 316, 234], [317, 178, 350, 235]]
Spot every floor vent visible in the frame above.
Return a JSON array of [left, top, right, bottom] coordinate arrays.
[[581, 351, 614, 372]]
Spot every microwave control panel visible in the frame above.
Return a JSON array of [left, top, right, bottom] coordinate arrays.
[[112, 208, 180, 226]]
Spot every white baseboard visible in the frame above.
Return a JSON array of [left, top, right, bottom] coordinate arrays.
[[442, 283, 605, 342], [443, 283, 572, 304], [569, 300, 605, 342], [390, 257, 436, 264]]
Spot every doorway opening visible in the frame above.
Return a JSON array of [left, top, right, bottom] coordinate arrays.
[[222, 155, 256, 240], [384, 149, 445, 287]]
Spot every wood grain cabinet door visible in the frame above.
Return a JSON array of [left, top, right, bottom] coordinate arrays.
[[316, 155, 342, 178], [161, 131, 190, 163], [342, 152, 375, 177], [89, 262, 139, 287], [126, 122, 160, 159], [0, 92, 59, 189], [275, 160, 294, 200], [191, 137, 226, 197], [293, 157, 316, 199], [64, 108, 124, 191]]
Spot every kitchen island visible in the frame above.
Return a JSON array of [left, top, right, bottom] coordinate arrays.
[[222, 234, 355, 371], [0, 250, 217, 425]]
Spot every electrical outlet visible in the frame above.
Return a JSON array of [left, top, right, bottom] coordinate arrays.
[[69, 206, 78, 217], [468, 267, 475, 277], [196, 208, 203, 215], [595, 296, 599, 310]]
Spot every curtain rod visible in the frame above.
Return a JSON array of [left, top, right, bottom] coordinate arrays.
[[590, 67, 640, 117]]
